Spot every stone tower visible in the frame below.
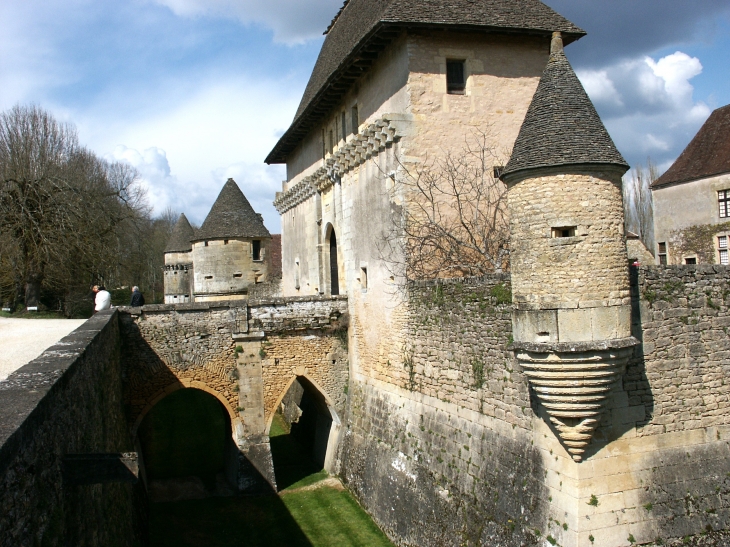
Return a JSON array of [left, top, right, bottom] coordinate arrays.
[[501, 33, 637, 461], [191, 178, 272, 302], [163, 213, 195, 304]]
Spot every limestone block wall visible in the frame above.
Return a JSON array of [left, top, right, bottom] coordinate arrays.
[[340, 276, 549, 546], [508, 170, 631, 343], [192, 238, 271, 299], [340, 271, 730, 547], [0, 311, 145, 547]]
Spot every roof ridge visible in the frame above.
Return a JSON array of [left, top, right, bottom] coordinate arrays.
[[324, 0, 352, 35], [652, 103, 730, 188], [502, 32, 628, 181]]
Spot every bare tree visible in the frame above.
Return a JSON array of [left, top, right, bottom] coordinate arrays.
[[0, 104, 150, 313], [623, 159, 656, 253], [379, 131, 510, 283]]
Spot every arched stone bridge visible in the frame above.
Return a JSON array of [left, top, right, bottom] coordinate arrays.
[[118, 295, 348, 492]]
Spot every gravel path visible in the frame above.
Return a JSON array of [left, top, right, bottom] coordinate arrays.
[[0, 317, 87, 381]]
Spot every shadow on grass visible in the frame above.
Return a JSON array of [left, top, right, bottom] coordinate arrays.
[[270, 413, 323, 491], [150, 495, 314, 547]]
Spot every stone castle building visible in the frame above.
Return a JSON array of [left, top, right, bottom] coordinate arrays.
[[652, 104, 730, 265], [265, 1, 730, 546], [163, 178, 279, 303]]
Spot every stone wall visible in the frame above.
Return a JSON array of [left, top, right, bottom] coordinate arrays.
[[0, 311, 145, 547], [340, 276, 547, 546], [119, 296, 348, 430], [340, 270, 730, 547]]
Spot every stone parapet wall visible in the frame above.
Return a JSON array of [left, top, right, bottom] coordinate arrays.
[[0, 311, 145, 547], [632, 265, 730, 435]]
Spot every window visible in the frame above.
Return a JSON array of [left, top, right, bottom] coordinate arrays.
[[224, 239, 229, 245], [341, 111, 347, 141], [328, 130, 334, 153], [685, 257, 697, 265], [351, 106, 358, 135], [446, 60, 466, 95], [493, 166, 504, 179], [719, 190, 730, 218], [322, 129, 326, 159], [204, 241, 209, 247], [658, 242, 667, 265], [719, 236, 728, 265], [552, 226, 576, 238], [252, 240, 261, 261], [360, 266, 368, 290]]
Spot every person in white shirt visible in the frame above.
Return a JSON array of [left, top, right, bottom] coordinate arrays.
[[93, 285, 112, 312]]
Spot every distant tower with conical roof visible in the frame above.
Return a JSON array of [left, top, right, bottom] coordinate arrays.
[[191, 178, 273, 301], [501, 33, 637, 462], [164, 213, 195, 304]]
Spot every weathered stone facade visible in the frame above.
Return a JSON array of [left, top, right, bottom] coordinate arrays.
[[339, 270, 730, 547]]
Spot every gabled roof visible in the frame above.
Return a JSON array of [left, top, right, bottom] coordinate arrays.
[[652, 104, 730, 189], [501, 33, 628, 182], [266, 0, 585, 164], [164, 213, 195, 253], [194, 178, 271, 241]]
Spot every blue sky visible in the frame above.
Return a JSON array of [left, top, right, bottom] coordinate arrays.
[[2, 0, 729, 233]]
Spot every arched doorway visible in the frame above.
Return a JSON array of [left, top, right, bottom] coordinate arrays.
[[137, 388, 236, 501], [329, 229, 340, 296], [269, 376, 340, 490]]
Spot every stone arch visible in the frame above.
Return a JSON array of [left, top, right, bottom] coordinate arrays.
[[132, 378, 242, 439], [266, 373, 342, 474]]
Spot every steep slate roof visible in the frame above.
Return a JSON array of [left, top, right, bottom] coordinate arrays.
[[501, 34, 628, 182], [266, 0, 585, 164], [652, 104, 730, 189], [194, 178, 271, 241], [164, 213, 195, 253]]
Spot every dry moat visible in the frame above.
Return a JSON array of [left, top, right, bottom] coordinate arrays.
[[146, 391, 392, 547]]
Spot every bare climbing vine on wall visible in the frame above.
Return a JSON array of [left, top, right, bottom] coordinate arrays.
[[377, 130, 510, 285]]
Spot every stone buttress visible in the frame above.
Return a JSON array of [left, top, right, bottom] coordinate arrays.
[[501, 33, 638, 461]]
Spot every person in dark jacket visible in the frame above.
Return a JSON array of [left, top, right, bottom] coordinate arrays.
[[129, 286, 145, 307]]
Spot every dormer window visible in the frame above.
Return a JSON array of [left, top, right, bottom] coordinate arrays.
[[446, 60, 466, 95], [252, 240, 262, 261]]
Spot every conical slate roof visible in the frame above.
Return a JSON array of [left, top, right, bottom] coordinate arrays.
[[266, 0, 585, 164], [164, 213, 195, 253], [194, 179, 270, 241], [501, 34, 628, 182]]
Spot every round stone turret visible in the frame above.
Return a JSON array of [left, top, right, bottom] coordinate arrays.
[[191, 178, 272, 301], [164, 213, 195, 304], [501, 33, 637, 461]]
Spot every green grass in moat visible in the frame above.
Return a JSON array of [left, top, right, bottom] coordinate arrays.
[[149, 413, 394, 547]]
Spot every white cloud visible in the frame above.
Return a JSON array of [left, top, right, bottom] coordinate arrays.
[[577, 51, 711, 164], [150, 0, 341, 43], [89, 76, 294, 231]]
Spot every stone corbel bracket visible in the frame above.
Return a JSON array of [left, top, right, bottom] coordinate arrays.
[[273, 115, 407, 214], [513, 337, 638, 462]]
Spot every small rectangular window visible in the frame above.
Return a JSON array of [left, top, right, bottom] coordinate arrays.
[[720, 190, 730, 218], [204, 275, 213, 280], [719, 236, 729, 265], [721, 250, 729, 266], [446, 60, 466, 95], [360, 267, 368, 289], [552, 226, 576, 238], [224, 239, 229, 245], [685, 257, 696, 265], [252, 240, 261, 261], [328, 129, 334, 153], [351, 106, 358, 135], [341, 111, 347, 141], [204, 241, 209, 247], [719, 236, 727, 249], [658, 241, 667, 264]]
